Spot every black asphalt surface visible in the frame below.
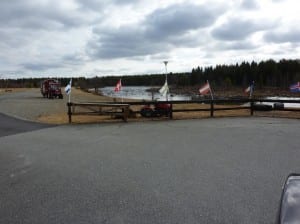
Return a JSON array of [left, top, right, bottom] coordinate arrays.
[[0, 113, 53, 137], [1, 117, 300, 224]]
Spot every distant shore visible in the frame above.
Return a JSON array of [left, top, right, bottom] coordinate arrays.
[[147, 86, 300, 98]]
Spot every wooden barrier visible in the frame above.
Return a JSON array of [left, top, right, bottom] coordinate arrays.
[[67, 102, 130, 123], [67, 98, 300, 123]]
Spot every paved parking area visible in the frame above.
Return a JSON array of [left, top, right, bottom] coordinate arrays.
[[1, 117, 300, 223], [0, 113, 53, 137]]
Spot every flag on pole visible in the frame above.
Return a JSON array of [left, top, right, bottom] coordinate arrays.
[[290, 82, 300, 92], [245, 81, 254, 97], [114, 79, 122, 92], [65, 79, 72, 95], [159, 80, 169, 97], [199, 82, 211, 95]]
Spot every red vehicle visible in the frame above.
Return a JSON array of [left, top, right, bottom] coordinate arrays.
[[41, 79, 63, 99], [140, 103, 171, 117]]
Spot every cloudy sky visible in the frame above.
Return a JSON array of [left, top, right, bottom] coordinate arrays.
[[0, 0, 299, 78]]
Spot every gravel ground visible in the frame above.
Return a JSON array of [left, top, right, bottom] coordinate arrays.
[[0, 89, 68, 121], [0, 88, 110, 122]]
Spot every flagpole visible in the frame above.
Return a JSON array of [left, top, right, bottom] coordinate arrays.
[[121, 90, 123, 102], [120, 79, 123, 102], [249, 81, 254, 99], [68, 78, 72, 103], [163, 61, 168, 101]]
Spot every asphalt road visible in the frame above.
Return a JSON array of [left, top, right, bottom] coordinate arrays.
[[0, 113, 53, 137], [1, 117, 300, 224]]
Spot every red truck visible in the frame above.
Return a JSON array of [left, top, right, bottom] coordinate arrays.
[[41, 79, 63, 99]]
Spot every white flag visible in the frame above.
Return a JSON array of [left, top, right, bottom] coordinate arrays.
[[159, 80, 169, 96], [65, 79, 72, 95]]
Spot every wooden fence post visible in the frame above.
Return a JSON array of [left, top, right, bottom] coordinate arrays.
[[250, 100, 254, 116], [123, 106, 129, 122], [210, 100, 214, 117], [67, 102, 72, 123], [169, 103, 173, 119]]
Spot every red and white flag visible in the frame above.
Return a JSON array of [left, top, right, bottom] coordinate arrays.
[[199, 82, 211, 95], [114, 79, 122, 92]]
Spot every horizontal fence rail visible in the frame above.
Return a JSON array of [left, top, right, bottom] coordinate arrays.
[[67, 98, 300, 123]]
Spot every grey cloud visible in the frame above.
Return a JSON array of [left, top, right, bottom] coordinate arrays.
[[62, 53, 87, 65], [0, 1, 92, 30], [223, 41, 258, 51], [211, 18, 272, 41], [87, 3, 224, 59], [111, 0, 139, 5], [75, 0, 139, 11], [22, 53, 86, 72], [75, 0, 105, 11], [87, 29, 167, 58], [21, 62, 61, 71], [240, 0, 259, 10], [145, 4, 221, 40], [0, 29, 30, 47], [264, 30, 300, 43]]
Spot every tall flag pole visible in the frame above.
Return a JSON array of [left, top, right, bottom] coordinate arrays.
[[199, 80, 213, 100], [65, 78, 72, 103], [163, 61, 168, 101], [245, 81, 254, 99]]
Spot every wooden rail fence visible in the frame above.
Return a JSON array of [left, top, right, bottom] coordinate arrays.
[[67, 99, 300, 123], [67, 102, 130, 123]]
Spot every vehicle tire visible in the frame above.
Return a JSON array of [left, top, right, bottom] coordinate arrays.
[[154, 110, 163, 117], [273, 102, 284, 110], [253, 104, 272, 111], [140, 108, 153, 118]]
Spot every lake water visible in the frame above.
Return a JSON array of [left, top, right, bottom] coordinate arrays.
[[99, 86, 300, 108], [99, 86, 191, 101]]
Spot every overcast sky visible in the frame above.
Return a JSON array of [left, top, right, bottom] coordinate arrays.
[[0, 0, 299, 78]]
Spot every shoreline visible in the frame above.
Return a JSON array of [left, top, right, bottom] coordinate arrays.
[[165, 86, 300, 98]]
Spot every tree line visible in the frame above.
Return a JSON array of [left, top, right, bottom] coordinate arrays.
[[191, 59, 300, 88], [1, 59, 299, 89]]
